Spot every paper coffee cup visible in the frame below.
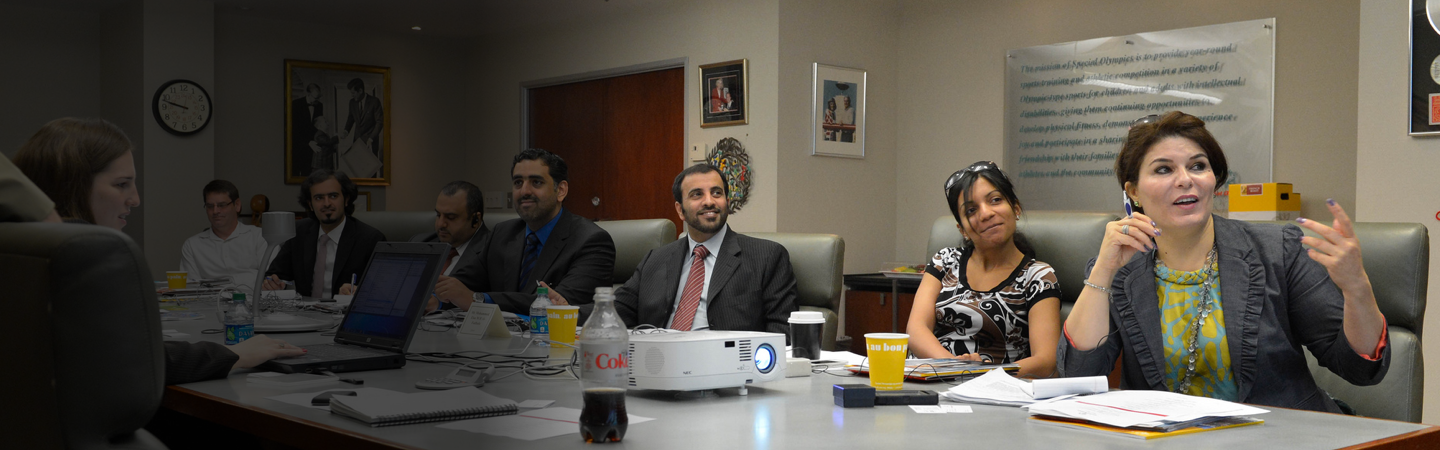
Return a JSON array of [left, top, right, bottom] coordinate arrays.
[[546, 305, 581, 346], [788, 311, 825, 360], [166, 271, 188, 289], [864, 333, 909, 391]]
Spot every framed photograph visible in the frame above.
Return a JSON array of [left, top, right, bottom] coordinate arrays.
[[1411, 0, 1440, 135], [811, 63, 866, 158], [700, 59, 748, 127], [285, 59, 392, 185]]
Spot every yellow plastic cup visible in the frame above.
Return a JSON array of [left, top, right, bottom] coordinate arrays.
[[166, 271, 188, 289], [865, 333, 909, 391], [547, 305, 581, 346]]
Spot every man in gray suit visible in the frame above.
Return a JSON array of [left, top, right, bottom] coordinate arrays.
[[614, 164, 798, 335], [421, 181, 490, 312]]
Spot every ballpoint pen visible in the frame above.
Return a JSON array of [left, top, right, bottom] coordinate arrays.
[[1123, 190, 1133, 217]]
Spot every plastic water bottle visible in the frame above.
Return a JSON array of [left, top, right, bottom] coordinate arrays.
[[579, 287, 629, 443], [529, 286, 550, 347], [221, 292, 254, 345]]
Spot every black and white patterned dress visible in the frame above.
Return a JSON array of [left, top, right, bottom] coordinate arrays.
[[924, 246, 1061, 363]]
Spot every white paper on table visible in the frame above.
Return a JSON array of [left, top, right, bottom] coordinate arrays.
[[438, 407, 653, 441], [265, 387, 406, 410], [162, 329, 190, 339], [941, 405, 973, 413], [815, 350, 866, 366], [910, 405, 947, 414], [517, 399, 555, 409], [1031, 375, 1107, 399], [1028, 390, 1268, 428], [942, 369, 1035, 404]]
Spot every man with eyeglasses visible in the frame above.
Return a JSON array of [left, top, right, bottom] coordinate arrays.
[[179, 180, 271, 289], [263, 169, 386, 298]]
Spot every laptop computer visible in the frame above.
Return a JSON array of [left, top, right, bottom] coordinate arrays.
[[261, 241, 449, 374]]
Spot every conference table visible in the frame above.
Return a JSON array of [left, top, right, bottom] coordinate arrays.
[[160, 304, 1440, 450]]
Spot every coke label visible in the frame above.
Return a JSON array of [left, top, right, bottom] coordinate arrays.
[[580, 342, 629, 386]]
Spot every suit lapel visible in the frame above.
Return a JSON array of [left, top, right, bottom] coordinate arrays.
[[1214, 217, 1263, 401], [457, 225, 490, 269], [706, 233, 742, 302], [1120, 256, 1168, 390], [654, 240, 687, 324]]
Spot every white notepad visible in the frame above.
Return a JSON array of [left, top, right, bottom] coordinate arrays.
[[329, 387, 518, 427]]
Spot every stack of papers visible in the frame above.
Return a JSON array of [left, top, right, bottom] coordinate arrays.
[[941, 369, 1107, 407], [1027, 390, 1268, 429]]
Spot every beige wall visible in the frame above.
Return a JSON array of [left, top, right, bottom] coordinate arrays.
[[463, 0, 782, 234], [1358, 0, 1440, 425], [777, 0, 899, 272], [0, 4, 102, 155], [214, 14, 473, 216], [894, 0, 1360, 262]]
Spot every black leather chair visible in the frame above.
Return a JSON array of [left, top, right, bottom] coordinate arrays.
[[927, 211, 1118, 319], [1275, 221, 1428, 423], [0, 222, 169, 449]]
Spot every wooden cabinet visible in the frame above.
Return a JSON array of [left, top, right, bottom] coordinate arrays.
[[843, 289, 916, 356]]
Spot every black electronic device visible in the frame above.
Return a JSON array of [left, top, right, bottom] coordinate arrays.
[[311, 390, 357, 406], [875, 390, 940, 406]]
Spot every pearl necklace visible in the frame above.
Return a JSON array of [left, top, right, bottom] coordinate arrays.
[[1155, 246, 1218, 394]]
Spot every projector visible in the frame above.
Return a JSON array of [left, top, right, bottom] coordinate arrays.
[[627, 330, 786, 394]]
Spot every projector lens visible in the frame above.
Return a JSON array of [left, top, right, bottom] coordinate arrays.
[[754, 343, 776, 373]]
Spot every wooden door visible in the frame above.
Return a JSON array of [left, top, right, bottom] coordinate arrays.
[[527, 68, 684, 231]]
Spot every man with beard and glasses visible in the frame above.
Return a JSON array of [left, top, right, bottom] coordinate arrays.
[[613, 164, 798, 335], [451, 149, 615, 314], [263, 169, 385, 299]]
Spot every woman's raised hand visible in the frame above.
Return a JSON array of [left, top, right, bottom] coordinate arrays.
[[1094, 212, 1160, 276], [1295, 200, 1371, 295]]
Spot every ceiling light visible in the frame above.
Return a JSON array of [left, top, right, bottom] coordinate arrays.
[[411, 26, 422, 31]]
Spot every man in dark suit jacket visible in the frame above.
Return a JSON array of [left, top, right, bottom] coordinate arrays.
[[416, 181, 491, 312], [615, 164, 798, 335], [341, 78, 383, 158], [263, 169, 386, 298], [452, 149, 615, 314], [290, 84, 323, 177]]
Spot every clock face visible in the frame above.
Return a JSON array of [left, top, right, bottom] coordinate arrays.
[[152, 80, 212, 135]]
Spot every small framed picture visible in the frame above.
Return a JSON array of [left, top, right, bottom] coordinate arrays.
[[700, 59, 748, 127], [811, 63, 866, 158], [354, 191, 372, 212]]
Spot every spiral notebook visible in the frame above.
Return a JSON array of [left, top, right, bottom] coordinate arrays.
[[329, 387, 517, 427]]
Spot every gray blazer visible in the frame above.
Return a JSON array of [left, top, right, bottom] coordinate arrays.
[[614, 228, 798, 336], [1058, 215, 1389, 413]]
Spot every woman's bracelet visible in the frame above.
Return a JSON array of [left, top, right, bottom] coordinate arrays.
[[1083, 280, 1111, 294]]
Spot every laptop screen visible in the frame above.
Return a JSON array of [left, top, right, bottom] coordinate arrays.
[[337, 250, 440, 343]]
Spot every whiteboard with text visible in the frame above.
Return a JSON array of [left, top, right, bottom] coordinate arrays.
[[1004, 18, 1275, 212]]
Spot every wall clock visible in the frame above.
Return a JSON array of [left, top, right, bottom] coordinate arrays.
[[152, 79, 212, 135]]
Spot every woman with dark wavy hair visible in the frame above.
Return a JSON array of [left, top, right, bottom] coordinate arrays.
[[1060, 111, 1388, 413], [906, 161, 1061, 378]]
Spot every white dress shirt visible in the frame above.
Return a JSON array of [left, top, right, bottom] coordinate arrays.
[[179, 223, 271, 289], [318, 218, 347, 298], [668, 224, 728, 330]]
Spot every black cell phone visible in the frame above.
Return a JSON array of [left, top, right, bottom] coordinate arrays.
[[311, 390, 357, 406]]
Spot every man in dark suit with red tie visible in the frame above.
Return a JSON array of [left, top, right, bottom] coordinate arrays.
[[613, 164, 798, 335], [263, 169, 386, 298], [418, 181, 490, 312], [451, 149, 616, 314]]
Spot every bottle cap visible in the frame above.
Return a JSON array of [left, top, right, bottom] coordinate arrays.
[[537, 286, 548, 295], [595, 286, 614, 295], [233, 292, 246, 301]]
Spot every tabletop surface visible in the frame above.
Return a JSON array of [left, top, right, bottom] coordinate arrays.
[[160, 301, 1435, 449]]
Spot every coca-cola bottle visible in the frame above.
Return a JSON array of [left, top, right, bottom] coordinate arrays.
[[578, 287, 628, 443]]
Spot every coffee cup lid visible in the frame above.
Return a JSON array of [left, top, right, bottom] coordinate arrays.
[[788, 311, 825, 324]]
